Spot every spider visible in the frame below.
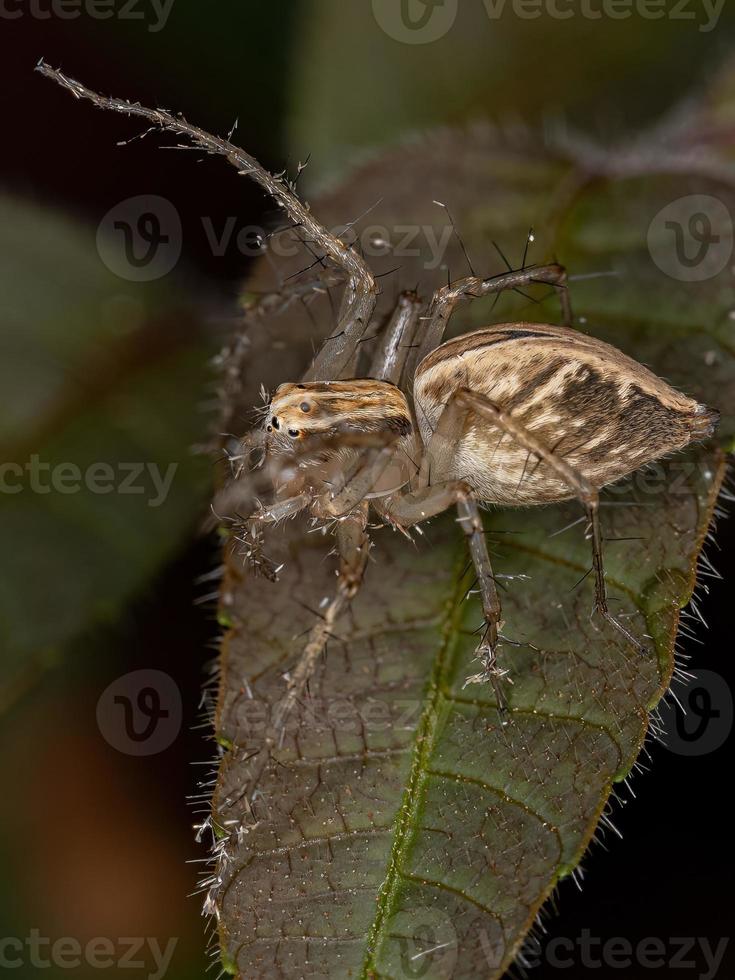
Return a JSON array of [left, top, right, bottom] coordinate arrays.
[[39, 62, 720, 719]]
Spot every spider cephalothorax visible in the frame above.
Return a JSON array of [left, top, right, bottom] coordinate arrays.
[[265, 379, 413, 446], [262, 380, 419, 505]]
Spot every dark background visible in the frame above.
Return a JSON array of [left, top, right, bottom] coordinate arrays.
[[1, 2, 734, 978]]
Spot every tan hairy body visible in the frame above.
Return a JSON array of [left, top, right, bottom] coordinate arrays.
[[39, 62, 720, 718], [261, 310, 718, 717], [412, 322, 717, 505], [267, 321, 716, 512]]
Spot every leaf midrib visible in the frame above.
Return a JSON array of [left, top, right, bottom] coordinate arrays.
[[359, 549, 466, 978]]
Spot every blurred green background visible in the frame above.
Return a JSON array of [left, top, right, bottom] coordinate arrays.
[[2, 2, 735, 978]]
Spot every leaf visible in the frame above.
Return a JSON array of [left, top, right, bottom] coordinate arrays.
[[209, 72, 734, 978], [0, 195, 212, 710]]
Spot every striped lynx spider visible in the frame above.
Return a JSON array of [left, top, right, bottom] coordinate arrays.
[[39, 63, 720, 717]]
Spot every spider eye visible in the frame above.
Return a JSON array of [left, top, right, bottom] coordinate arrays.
[[271, 416, 280, 430], [300, 402, 311, 413], [287, 429, 300, 438]]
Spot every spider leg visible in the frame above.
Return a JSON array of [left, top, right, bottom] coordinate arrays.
[[447, 389, 645, 654], [393, 397, 512, 708], [274, 503, 370, 731], [372, 480, 469, 527], [214, 428, 403, 522], [317, 267, 369, 380], [320, 443, 401, 517], [305, 268, 378, 381], [214, 267, 350, 444], [456, 494, 509, 715], [38, 62, 377, 385], [372, 480, 509, 714], [212, 444, 310, 527], [258, 434, 408, 728], [212, 436, 333, 580], [411, 263, 571, 372], [368, 290, 423, 385], [232, 493, 311, 581]]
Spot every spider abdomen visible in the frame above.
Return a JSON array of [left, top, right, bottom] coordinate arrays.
[[414, 322, 717, 505]]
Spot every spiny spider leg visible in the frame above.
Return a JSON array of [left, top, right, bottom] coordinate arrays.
[[273, 503, 370, 731], [239, 430, 403, 726], [321, 443, 402, 517], [372, 480, 470, 527], [213, 432, 386, 580], [446, 389, 646, 654], [246, 371, 486, 720], [273, 427, 415, 725], [411, 263, 571, 373], [404, 395, 511, 710], [326, 267, 370, 380], [456, 494, 508, 715], [372, 479, 510, 712], [37, 61, 377, 385], [238, 495, 311, 581], [215, 266, 349, 444], [215, 430, 403, 522], [250, 494, 311, 524], [368, 290, 423, 385]]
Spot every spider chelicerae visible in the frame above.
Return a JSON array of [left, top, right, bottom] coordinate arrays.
[[39, 62, 720, 720]]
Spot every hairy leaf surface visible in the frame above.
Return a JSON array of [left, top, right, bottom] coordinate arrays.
[[210, 72, 734, 978]]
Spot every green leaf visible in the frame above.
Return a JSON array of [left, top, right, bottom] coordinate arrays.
[[209, 71, 733, 978], [0, 196, 212, 710]]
